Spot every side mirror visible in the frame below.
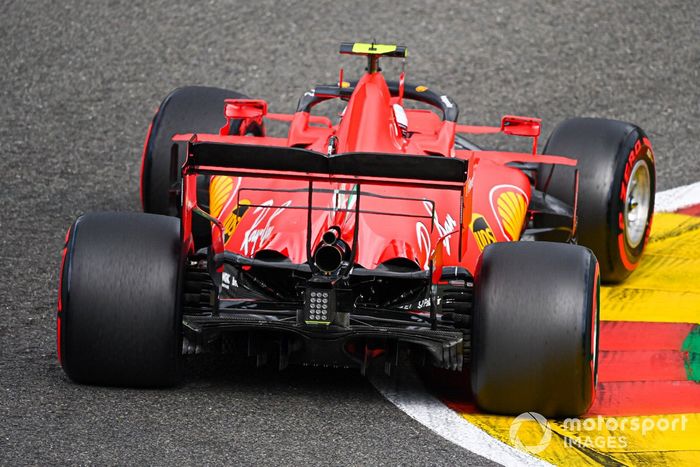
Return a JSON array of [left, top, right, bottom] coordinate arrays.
[[220, 99, 267, 135], [224, 99, 267, 120], [500, 115, 541, 138]]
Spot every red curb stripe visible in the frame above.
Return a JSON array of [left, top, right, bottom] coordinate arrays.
[[677, 204, 700, 216], [443, 400, 478, 415], [588, 381, 700, 415], [599, 321, 695, 351], [598, 350, 688, 383]]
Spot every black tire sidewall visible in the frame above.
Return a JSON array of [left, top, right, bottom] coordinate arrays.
[[471, 242, 598, 417], [59, 212, 184, 387]]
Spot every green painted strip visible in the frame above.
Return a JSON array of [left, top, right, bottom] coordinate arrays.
[[682, 326, 700, 382], [686, 354, 700, 382], [682, 325, 700, 352]]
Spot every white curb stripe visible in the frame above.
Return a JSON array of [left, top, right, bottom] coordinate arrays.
[[654, 181, 700, 212], [371, 182, 700, 466], [370, 372, 551, 466]]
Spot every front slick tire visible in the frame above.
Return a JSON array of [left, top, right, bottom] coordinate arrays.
[[58, 212, 184, 387], [471, 242, 599, 417], [140, 86, 263, 249], [540, 118, 656, 283]]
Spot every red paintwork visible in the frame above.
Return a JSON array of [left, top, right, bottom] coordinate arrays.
[[219, 99, 267, 135], [139, 118, 155, 210], [457, 115, 541, 154], [176, 68, 576, 277], [56, 225, 71, 365]]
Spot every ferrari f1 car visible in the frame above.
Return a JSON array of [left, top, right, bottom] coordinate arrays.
[[57, 42, 655, 417]]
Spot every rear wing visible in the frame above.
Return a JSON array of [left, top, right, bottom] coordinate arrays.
[[177, 137, 472, 276], [182, 140, 467, 189]]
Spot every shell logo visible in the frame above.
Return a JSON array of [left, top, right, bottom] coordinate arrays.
[[210, 175, 235, 218], [490, 185, 529, 241], [209, 176, 251, 243]]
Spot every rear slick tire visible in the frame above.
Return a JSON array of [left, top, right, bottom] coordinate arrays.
[[58, 212, 184, 387], [471, 241, 599, 417]]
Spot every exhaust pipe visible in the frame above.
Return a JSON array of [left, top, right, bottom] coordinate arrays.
[[314, 227, 347, 273], [322, 229, 338, 245]]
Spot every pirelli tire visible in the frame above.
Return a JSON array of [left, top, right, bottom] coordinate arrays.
[[57, 212, 184, 387], [139, 86, 262, 248], [538, 118, 656, 283], [471, 241, 599, 418]]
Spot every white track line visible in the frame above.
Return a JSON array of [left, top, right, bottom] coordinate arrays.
[[654, 181, 700, 212], [370, 182, 700, 466]]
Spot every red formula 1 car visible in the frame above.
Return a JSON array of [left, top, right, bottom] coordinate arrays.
[[57, 43, 656, 417]]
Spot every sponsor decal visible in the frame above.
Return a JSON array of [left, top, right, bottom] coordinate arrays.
[[422, 201, 457, 255], [333, 184, 357, 212], [415, 221, 431, 269], [617, 138, 654, 269], [242, 199, 292, 255], [470, 214, 497, 251], [221, 271, 239, 290], [397, 296, 441, 311], [489, 185, 529, 241], [415, 85, 428, 92], [208, 176, 253, 243], [618, 140, 644, 208], [416, 203, 458, 268], [440, 95, 454, 109], [210, 176, 235, 218], [222, 200, 251, 242]]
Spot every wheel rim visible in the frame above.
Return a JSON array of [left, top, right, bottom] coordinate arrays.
[[624, 160, 651, 248]]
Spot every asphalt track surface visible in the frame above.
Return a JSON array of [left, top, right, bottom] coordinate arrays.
[[1, 0, 698, 465]]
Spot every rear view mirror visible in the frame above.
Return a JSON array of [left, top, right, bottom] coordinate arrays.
[[501, 115, 541, 138], [224, 99, 268, 120]]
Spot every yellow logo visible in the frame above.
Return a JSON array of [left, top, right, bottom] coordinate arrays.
[[471, 214, 497, 251], [415, 85, 428, 92], [496, 191, 527, 240], [223, 200, 251, 241], [210, 176, 234, 218], [209, 176, 250, 242]]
